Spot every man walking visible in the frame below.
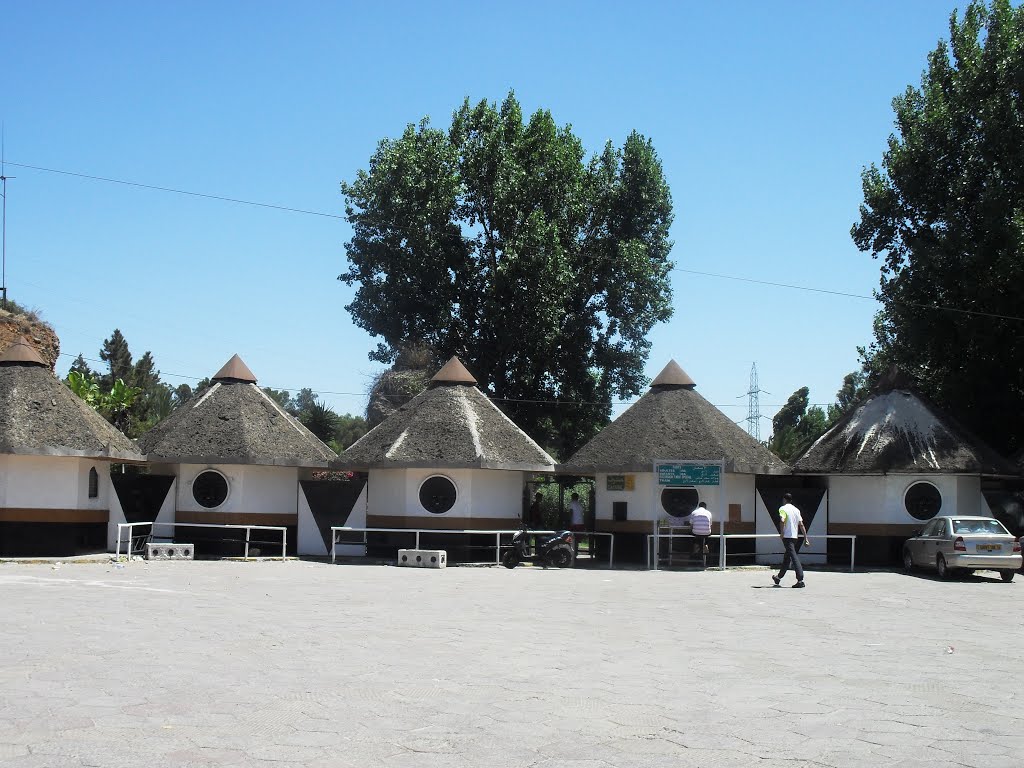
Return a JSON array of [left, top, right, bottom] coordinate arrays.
[[773, 492, 807, 588]]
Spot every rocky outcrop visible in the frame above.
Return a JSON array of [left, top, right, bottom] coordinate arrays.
[[0, 308, 59, 371]]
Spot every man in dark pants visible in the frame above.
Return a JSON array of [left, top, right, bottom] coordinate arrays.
[[773, 492, 807, 588]]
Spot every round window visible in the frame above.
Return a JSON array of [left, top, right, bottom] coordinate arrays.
[[662, 487, 699, 518], [419, 475, 457, 514], [904, 481, 941, 521], [193, 470, 229, 509]]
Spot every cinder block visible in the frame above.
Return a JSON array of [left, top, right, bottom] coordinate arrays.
[[145, 543, 195, 561], [397, 549, 446, 568]]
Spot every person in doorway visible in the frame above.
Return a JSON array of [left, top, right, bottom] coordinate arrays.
[[568, 492, 585, 555], [773, 492, 807, 588], [690, 502, 712, 562], [527, 492, 543, 528]]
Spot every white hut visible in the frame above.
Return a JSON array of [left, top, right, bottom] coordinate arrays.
[[136, 354, 339, 556], [0, 336, 143, 556], [791, 371, 1016, 564], [561, 360, 790, 561], [331, 357, 556, 546]]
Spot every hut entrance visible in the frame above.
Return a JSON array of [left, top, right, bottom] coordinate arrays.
[[524, 475, 597, 558], [755, 486, 828, 566]]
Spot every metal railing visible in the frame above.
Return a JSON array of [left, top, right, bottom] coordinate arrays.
[[330, 526, 615, 567], [647, 531, 857, 572], [115, 522, 288, 560]]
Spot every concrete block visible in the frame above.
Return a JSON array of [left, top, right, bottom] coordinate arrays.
[[397, 549, 446, 568], [146, 543, 195, 561]]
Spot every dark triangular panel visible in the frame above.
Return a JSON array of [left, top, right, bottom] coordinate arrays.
[[301, 476, 368, 553], [111, 474, 175, 524], [757, 488, 826, 532]]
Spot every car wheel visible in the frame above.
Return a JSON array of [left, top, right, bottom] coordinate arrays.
[[501, 551, 519, 569], [902, 548, 914, 572], [1001, 570, 1015, 583], [936, 554, 952, 580], [549, 548, 574, 568]]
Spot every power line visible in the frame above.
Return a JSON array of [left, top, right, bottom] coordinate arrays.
[[673, 266, 1024, 323], [4, 160, 344, 220], [11, 158, 1024, 324]]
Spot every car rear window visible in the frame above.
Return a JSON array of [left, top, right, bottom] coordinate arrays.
[[951, 519, 1008, 535]]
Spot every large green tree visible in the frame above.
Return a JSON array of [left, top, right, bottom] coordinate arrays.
[[340, 92, 674, 457], [852, 0, 1024, 455], [768, 387, 828, 462]]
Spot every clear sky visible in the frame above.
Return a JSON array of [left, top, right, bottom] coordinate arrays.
[[2, 0, 968, 437]]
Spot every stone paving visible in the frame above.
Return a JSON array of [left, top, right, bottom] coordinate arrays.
[[0, 559, 1021, 767]]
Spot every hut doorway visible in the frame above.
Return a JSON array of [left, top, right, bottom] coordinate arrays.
[[755, 487, 828, 565]]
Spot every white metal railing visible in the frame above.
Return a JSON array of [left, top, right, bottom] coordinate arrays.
[[330, 526, 615, 567], [115, 522, 288, 560], [647, 531, 856, 572]]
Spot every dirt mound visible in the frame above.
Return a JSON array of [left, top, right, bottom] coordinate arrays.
[[0, 308, 60, 371]]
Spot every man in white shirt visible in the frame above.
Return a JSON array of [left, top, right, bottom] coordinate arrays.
[[773, 493, 807, 588], [689, 502, 713, 561]]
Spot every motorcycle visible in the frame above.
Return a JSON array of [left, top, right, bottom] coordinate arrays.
[[502, 522, 575, 569]]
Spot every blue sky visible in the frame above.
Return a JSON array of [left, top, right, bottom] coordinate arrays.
[[3, 0, 967, 436]]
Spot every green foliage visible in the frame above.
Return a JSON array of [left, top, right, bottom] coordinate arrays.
[[768, 388, 829, 462], [66, 370, 100, 406], [851, 0, 1024, 455], [0, 297, 42, 322], [334, 413, 368, 450], [69, 354, 94, 379], [66, 370, 141, 434], [300, 401, 340, 443], [826, 371, 869, 425], [340, 92, 675, 457], [98, 329, 133, 389]]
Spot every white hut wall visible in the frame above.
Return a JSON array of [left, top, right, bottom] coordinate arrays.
[[594, 472, 754, 532], [0, 456, 108, 555], [366, 467, 522, 529], [826, 474, 992, 565], [591, 472, 754, 563]]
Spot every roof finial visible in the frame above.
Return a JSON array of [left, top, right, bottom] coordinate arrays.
[[651, 360, 695, 389], [212, 354, 257, 383], [430, 356, 478, 387], [0, 335, 46, 366]]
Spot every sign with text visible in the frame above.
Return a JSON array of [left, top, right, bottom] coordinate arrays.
[[656, 462, 722, 486], [606, 475, 635, 491]]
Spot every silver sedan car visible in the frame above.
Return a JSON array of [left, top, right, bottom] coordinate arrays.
[[903, 516, 1022, 581]]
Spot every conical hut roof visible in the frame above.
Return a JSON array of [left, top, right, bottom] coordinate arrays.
[[0, 338, 143, 460], [333, 357, 554, 471], [562, 361, 788, 474], [792, 376, 1015, 475], [138, 355, 336, 467]]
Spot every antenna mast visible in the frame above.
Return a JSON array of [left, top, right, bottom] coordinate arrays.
[[742, 362, 767, 441], [0, 125, 10, 311]]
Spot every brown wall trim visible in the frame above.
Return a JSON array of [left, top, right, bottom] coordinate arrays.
[[0, 508, 108, 523], [366, 515, 520, 530], [828, 523, 922, 536], [176, 510, 296, 526]]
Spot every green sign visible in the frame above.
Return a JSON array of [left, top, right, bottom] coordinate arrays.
[[657, 463, 721, 486]]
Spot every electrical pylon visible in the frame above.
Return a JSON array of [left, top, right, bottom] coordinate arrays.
[[743, 363, 767, 441]]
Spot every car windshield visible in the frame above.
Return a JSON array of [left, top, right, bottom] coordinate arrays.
[[951, 519, 1008, 535]]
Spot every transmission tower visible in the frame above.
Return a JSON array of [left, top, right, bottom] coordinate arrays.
[[742, 362, 767, 441]]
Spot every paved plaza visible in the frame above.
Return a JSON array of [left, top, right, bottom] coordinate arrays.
[[0, 560, 1021, 768]]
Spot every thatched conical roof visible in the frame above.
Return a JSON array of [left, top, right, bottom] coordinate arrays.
[[792, 380, 1014, 475], [562, 360, 788, 475], [0, 338, 142, 460], [333, 357, 554, 471], [138, 355, 335, 467]]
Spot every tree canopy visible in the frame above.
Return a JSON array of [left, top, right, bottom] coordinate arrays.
[[852, 0, 1024, 455], [340, 92, 674, 457]]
